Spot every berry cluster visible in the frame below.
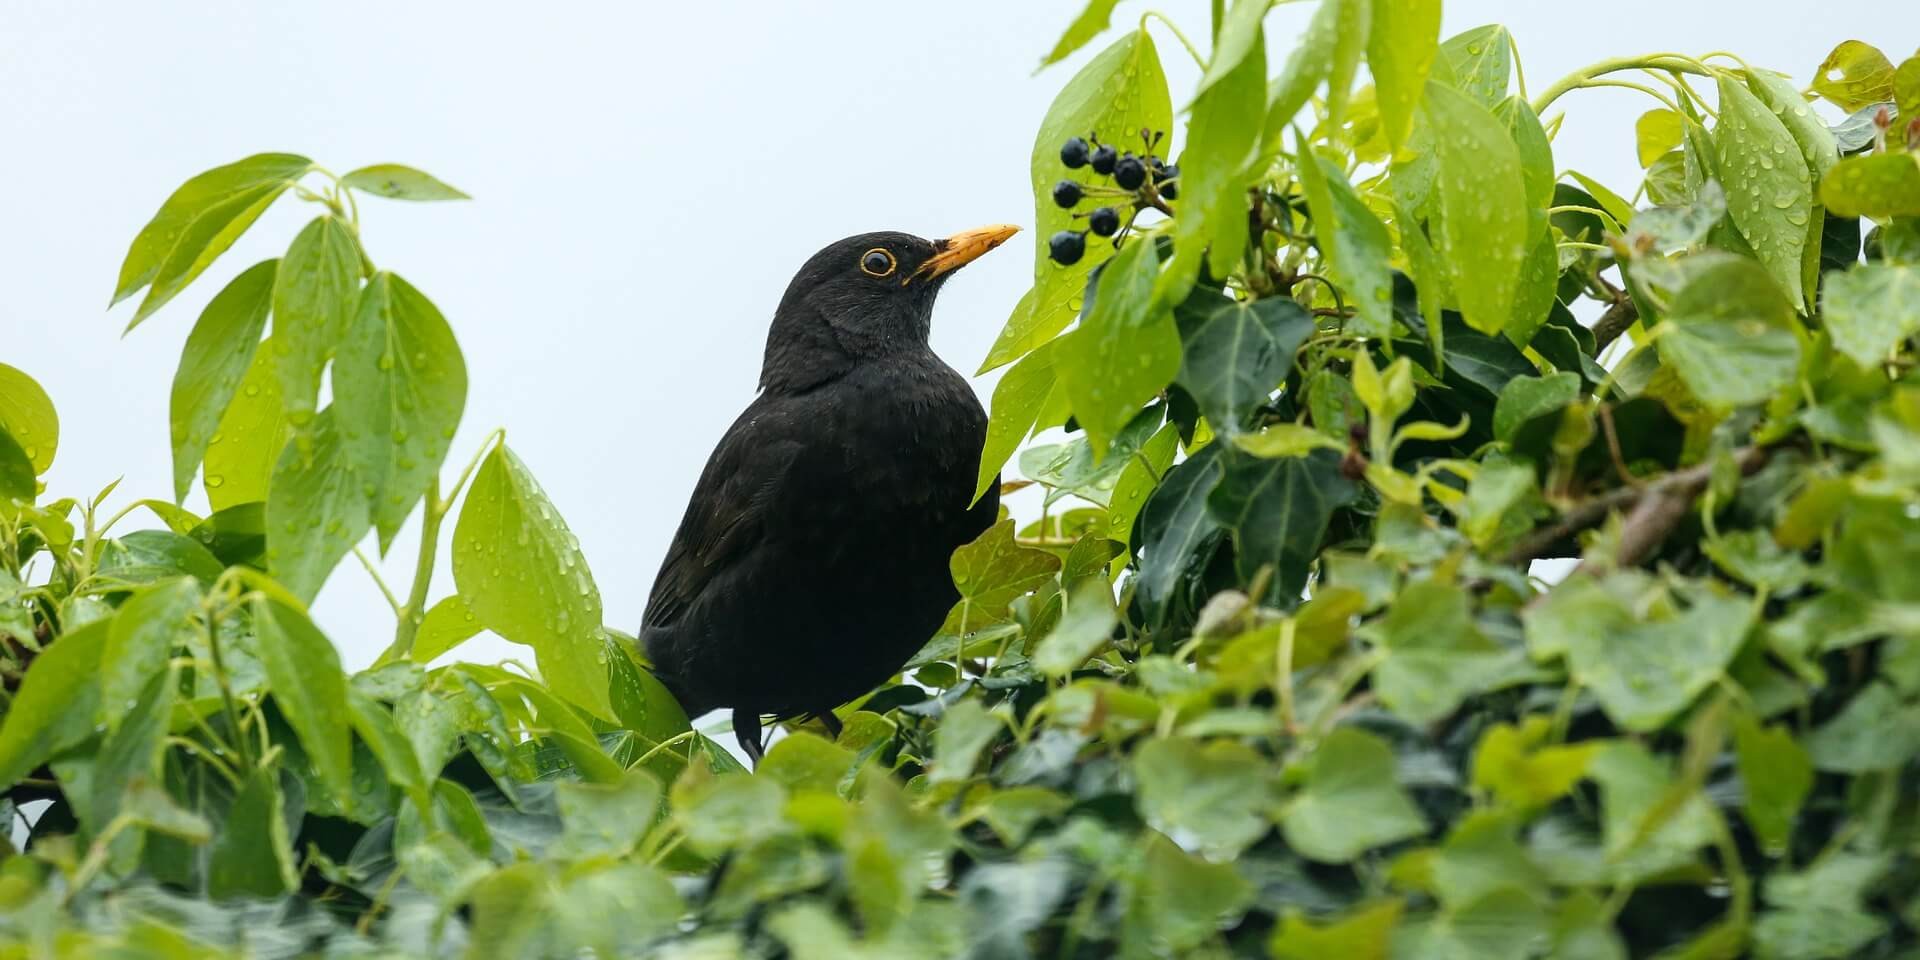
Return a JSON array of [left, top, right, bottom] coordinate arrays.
[[1048, 129, 1178, 265]]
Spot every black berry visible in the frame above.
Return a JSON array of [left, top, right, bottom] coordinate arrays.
[[1149, 156, 1168, 179], [1090, 144, 1118, 175], [1060, 137, 1090, 168], [1052, 180, 1083, 209], [1159, 180, 1178, 200], [1114, 154, 1147, 190], [1088, 206, 1121, 237], [1049, 230, 1087, 265]]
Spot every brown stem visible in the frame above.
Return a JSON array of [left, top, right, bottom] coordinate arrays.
[[1591, 298, 1640, 352], [1505, 446, 1769, 567]]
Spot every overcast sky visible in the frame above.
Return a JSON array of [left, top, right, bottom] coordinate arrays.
[[4, 1, 1912, 673]]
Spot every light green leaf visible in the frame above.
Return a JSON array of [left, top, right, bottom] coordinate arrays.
[[252, 596, 354, 805], [758, 733, 857, 795], [672, 771, 788, 856], [941, 518, 1062, 635], [1425, 82, 1531, 335], [452, 443, 613, 719], [1038, 0, 1127, 69], [347, 689, 429, 813], [85, 669, 175, 849], [985, 29, 1170, 373], [266, 407, 372, 602], [553, 769, 663, 860], [1125, 832, 1255, 956], [333, 272, 468, 549], [1471, 717, 1598, 812], [1171, 3, 1267, 289], [1176, 297, 1315, 433], [1262, 0, 1343, 146], [930, 699, 1003, 784], [1900, 55, 1920, 117], [1194, 0, 1268, 101], [1746, 70, 1838, 182], [1589, 742, 1718, 882], [1234, 422, 1343, 458], [1732, 713, 1811, 855], [208, 766, 298, 899], [0, 619, 107, 787], [120, 153, 312, 325], [100, 577, 201, 732], [1804, 682, 1920, 772], [410, 594, 483, 663], [1133, 736, 1270, 859], [203, 343, 286, 511], [1439, 25, 1511, 107], [1812, 40, 1896, 112], [1363, 579, 1523, 725], [1636, 109, 1686, 168], [1033, 576, 1119, 677], [272, 215, 362, 430], [1493, 372, 1579, 443], [976, 341, 1057, 504], [1280, 726, 1427, 862], [1714, 75, 1814, 307], [1056, 238, 1182, 455], [168, 259, 275, 503], [1821, 263, 1920, 367], [1206, 447, 1356, 605], [1295, 146, 1394, 337], [1821, 152, 1920, 218], [1658, 254, 1800, 409], [340, 164, 469, 201], [1366, 0, 1440, 158], [1272, 900, 1403, 960], [0, 363, 58, 475]]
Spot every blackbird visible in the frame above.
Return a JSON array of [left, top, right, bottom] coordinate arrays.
[[642, 225, 1018, 762]]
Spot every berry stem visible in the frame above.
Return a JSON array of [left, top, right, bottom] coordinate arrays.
[[1139, 11, 1205, 70]]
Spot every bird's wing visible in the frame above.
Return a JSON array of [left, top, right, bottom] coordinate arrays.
[[642, 399, 805, 630]]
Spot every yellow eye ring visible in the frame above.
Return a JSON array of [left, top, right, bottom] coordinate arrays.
[[859, 248, 897, 277]]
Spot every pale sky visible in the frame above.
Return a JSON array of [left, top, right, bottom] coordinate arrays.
[[4, 1, 1911, 671]]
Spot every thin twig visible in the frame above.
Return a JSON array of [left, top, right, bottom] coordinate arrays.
[[1592, 298, 1640, 352], [1506, 445, 1769, 567]]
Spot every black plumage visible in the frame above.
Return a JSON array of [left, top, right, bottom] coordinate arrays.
[[641, 225, 1017, 762]]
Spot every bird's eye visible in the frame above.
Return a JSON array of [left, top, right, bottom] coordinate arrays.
[[860, 248, 896, 277]]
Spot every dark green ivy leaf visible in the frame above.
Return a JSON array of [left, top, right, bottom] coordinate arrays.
[[1175, 297, 1313, 435], [1205, 447, 1355, 606]]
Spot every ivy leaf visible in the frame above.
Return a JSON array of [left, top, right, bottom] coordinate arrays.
[[552, 770, 663, 860], [1206, 447, 1355, 606], [0, 363, 59, 475], [1493, 372, 1579, 443], [1804, 682, 1920, 772], [929, 699, 1003, 784], [975, 341, 1057, 504], [1133, 736, 1271, 859], [1732, 713, 1812, 855], [208, 767, 298, 899], [252, 596, 354, 807], [1440, 25, 1512, 107], [1714, 75, 1814, 307], [1279, 726, 1427, 863], [1124, 833, 1255, 956], [453, 443, 613, 720], [1820, 263, 1920, 367], [1133, 445, 1226, 627], [340, 164, 469, 201], [1295, 146, 1393, 337], [941, 518, 1062, 635], [266, 407, 372, 603], [118, 153, 312, 325], [1812, 40, 1896, 112], [984, 29, 1170, 373], [333, 272, 468, 550], [1365, 0, 1440, 159], [1033, 575, 1118, 677], [1425, 82, 1531, 336], [1472, 718, 1599, 812], [272, 216, 363, 430], [167, 259, 275, 504], [0, 619, 107, 787], [1589, 742, 1719, 882], [1362, 579, 1524, 725], [1821, 153, 1920, 219], [1176, 297, 1313, 435], [1658, 254, 1800, 410], [1056, 238, 1181, 455]]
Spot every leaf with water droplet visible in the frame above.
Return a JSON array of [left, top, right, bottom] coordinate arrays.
[[1295, 142, 1394, 337], [273, 215, 362, 430], [168, 259, 276, 504], [1714, 75, 1813, 308], [1422, 81, 1531, 336], [252, 595, 354, 806], [266, 407, 373, 603], [1055, 236, 1181, 456], [117, 152, 311, 325], [0, 362, 59, 476]]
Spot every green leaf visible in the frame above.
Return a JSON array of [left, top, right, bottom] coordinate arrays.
[[1589, 742, 1718, 882], [985, 29, 1170, 373], [1272, 900, 1403, 960], [1363, 579, 1523, 725], [1636, 109, 1686, 168], [1133, 736, 1270, 859], [100, 577, 201, 732], [333, 272, 468, 549], [1714, 75, 1814, 307], [1280, 726, 1427, 862], [929, 699, 1003, 784], [340, 164, 469, 201], [1206, 447, 1355, 605], [1523, 576, 1753, 731], [0, 363, 59, 475], [1471, 717, 1598, 811], [1056, 238, 1182, 455], [1812, 40, 1896, 112], [452, 443, 613, 719], [266, 407, 372, 603], [1295, 146, 1394, 337], [1804, 682, 1920, 772], [85, 669, 175, 847], [116, 153, 311, 317], [1193, 0, 1266, 101], [1125, 832, 1255, 956], [1168, 3, 1266, 290], [1033, 575, 1119, 677], [1134, 446, 1225, 625], [1365, 0, 1440, 158], [410, 594, 483, 663], [272, 215, 362, 430], [167, 259, 275, 503], [0, 433, 32, 507], [1234, 422, 1344, 458], [252, 596, 353, 805], [758, 733, 857, 795], [941, 518, 1062, 635], [1106, 422, 1179, 552], [1822, 263, 1920, 367], [347, 689, 429, 813], [208, 766, 298, 899], [1566, 170, 1636, 229], [0, 619, 107, 787], [1038, 0, 1126, 69], [1263, 0, 1343, 143], [1732, 713, 1811, 855], [1820, 152, 1920, 218], [1176, 297, 1314, 434], [1899, 56, 1920, 116], [1658, 254, 1800, 409], [1425, 82, 1531, 335], [975, 341, 1058, 504], [203, 343, 286, 511], [552, 769, 663, 860], [1746, 70, 1839, 182], [1492, 372, 1579, 443], [672, 771, 788, 856], [1439, 25, 1512, 107]]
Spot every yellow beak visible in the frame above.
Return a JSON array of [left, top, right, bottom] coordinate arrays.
[[913, 224, 1021, 281]]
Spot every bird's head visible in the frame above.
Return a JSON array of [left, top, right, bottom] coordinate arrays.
[[761, 225, 1019, 391]]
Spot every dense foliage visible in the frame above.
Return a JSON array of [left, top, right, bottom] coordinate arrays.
[[2, 2, 1920, 956]]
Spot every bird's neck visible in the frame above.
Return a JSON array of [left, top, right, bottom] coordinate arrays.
[[758, 302, 928, 394]]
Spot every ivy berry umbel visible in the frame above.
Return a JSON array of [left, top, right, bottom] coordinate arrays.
[[1046, 128, 1179, 265]]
